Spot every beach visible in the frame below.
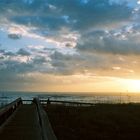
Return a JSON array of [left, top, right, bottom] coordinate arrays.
[[46, 103, 140, 140], [1, 92, 140, 140]]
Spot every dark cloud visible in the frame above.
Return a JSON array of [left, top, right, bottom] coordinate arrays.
[[4, 51, 15, 56], [10, 16, 67, 30], [50, 51, 75, 74], [0, 59, 33, 73], [50, 50, 107, 75], [0, 0, 132, 32], [65, 43, 74, 48], [76, 28, 140, 55], [0, 50, 32, 74], [51, 51, 72, 61], [32, 56, 47, 64], [0, 49, 5, 53], [8, 33, 22, 40], [0, 49, 51, 75], [17, 48, 31, 56], [0, 50, 15, 58], [63, 1, 130, 30]]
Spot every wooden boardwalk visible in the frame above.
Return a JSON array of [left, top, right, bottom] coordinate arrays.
[[0, 104, 41, 140], [0, 98, 57, 140]]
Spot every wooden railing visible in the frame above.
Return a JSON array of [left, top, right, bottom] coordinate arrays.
[[40, 99, 95, 106], [33, 98, 57, 140], [0, 98, 22, 125]]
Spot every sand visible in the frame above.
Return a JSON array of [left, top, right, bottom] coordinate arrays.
[[45, 103, 140, 140]]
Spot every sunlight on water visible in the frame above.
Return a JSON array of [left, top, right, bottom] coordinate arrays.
[[119, 79, 140, 93]]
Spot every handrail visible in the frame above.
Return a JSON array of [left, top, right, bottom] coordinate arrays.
[[0, 98, 22, 125], [40, 99, 95, 106], [33, 98, 57, 140]]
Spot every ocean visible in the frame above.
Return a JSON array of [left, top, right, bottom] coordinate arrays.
[[1, 91, 140, 107]]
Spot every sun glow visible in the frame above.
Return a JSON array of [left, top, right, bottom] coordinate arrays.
[[121, 79, 140, 93]]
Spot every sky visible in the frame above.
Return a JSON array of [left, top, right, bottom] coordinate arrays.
[[1, 0, 140, 93]]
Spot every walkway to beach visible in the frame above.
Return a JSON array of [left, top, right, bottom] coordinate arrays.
[[0, 104, 41, 140], [0, 98, 57, 140]]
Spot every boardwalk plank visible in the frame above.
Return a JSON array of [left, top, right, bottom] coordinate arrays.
[[0, 104, 42, 140]]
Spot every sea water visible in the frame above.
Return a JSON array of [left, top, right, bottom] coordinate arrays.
[[1, 91, 140, 107]]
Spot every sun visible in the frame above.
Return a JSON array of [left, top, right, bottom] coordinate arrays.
[[122, 79, 140, 93]]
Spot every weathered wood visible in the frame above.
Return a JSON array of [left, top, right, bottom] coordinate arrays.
[[33, 98, 57, 140], [0, 98, 22, 125]]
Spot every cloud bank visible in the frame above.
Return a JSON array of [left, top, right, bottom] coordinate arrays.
[[1, 0, 140, 91]]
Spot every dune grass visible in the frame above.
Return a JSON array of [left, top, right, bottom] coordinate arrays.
[[45, 103, 140, 140]]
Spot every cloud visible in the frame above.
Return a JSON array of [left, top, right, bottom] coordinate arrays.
[[76, 24, 140, 55], [0, 0, 133, 32], [0, 0, 135, 56], [0, 44, 139, 78], [8, 33, 22, 40], [17, 48, 31, 56], [0, 48, 52, 74], [50, 50, 113, 75], [109, 0, 138, 7], [0, 0, 136, 54], [1, 0, 140, 91]]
